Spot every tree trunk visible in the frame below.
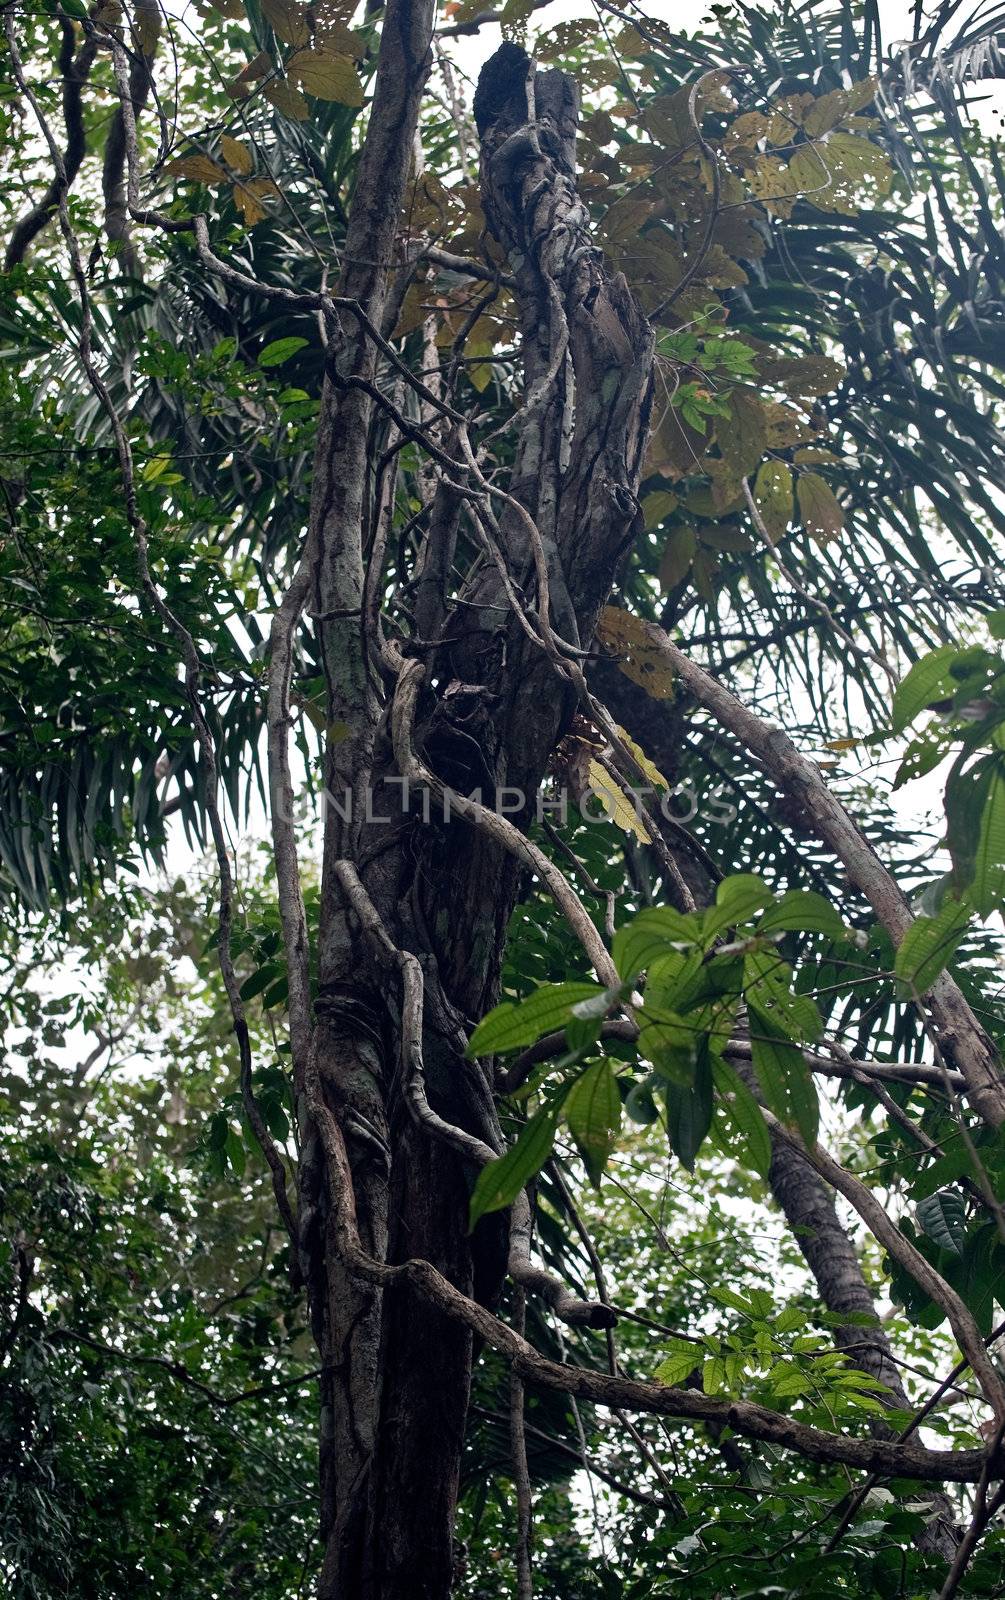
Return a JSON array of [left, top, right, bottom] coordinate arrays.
[[305, 34, 654, 1597]]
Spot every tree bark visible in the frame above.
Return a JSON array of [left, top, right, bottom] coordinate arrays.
[[307, 37, 654, 1597]]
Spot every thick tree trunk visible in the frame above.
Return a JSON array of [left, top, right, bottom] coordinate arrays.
[[305, 35, 654, 1598]]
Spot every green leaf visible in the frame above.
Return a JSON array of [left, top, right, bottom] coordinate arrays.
[[712, 1057, 772, 1179], [891, 645, 962, 734], [466, 982, 605, 1057], [468, 1104, 560, 1227], [654, 1339, 701, 1386], [712, 1285, 758, 1316], [239, 961, 283, 1001], [744, 949, 822, 1043], [659, 524, 697, 592], [224, 1127, 246, 1178], [702, 873, 774, 945], [564, 1058, 622, 1184], [612, 906, 698, 981], [915, 1188, 967, 1257], [970, 755, 1005, 916], [625, 1076, 660, 1125], [749, 1007, 819, 1145], [893, 897, 971, 992], [663, 1044, 714, 1170], [756, 889, 845, 940], [258, 337, 309, 368]]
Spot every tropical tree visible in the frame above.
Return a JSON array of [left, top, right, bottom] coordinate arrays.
[[4, 0, 1005, 1595]]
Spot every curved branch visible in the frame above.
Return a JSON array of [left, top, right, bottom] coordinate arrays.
[[5, 23, 97, 270]]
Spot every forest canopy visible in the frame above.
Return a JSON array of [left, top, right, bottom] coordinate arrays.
[[4, 0, 1005, 1595]]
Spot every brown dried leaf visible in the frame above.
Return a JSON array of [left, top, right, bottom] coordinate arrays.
[[167, 154, 227, 184], [227, 51, 271, 99], [233, 176, 281, 225], [133, 0, 161, 54], [220, 135, 253, 175], [262, 0, 309, 45], [263, 78, 310, 121], [289, 48, 363, 104], [596, 607, 675, 701]]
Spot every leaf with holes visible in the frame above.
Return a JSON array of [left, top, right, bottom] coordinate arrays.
[[596, 606, 674, 700], [753, 461, 792, 542], [262, 0, 309, 45], [796, 472, 844, 542]]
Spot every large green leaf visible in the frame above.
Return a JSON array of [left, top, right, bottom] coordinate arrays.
[[468, 1103, 561, 1227], [564, 1058, 622, 1184], [465, 983, 605, 1058]]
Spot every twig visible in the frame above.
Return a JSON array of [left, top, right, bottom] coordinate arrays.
[[510, 1287, 534, 1599]]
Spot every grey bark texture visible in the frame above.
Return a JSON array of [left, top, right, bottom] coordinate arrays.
[[302, 32, 654, 1597]]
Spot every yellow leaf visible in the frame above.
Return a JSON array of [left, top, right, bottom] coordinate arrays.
[[642, 489, 678, 530], [748, 155, 796, 218], [616, 727, 668, 792], [220, 135, 253, 175], [802, 88, 852, 139], [725, 110, 770, 149], [167, 154, 227, 184], [596, 607, 675, 700], [752, 461, 792, 543], [233, 177, 281, 225], [761, 354, 845, 396], [793, 446, 840, 464], [720, 388, 767, 478], [789, 133, 891, 216], [762, 402, 819, 449], [824, 738, 859, 751], [261, 0, 309, 46], [587, 759, 651, 844], [288, 49, 363, 105], [263, 79, 310, 121], [796, 472, 844, 543]]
